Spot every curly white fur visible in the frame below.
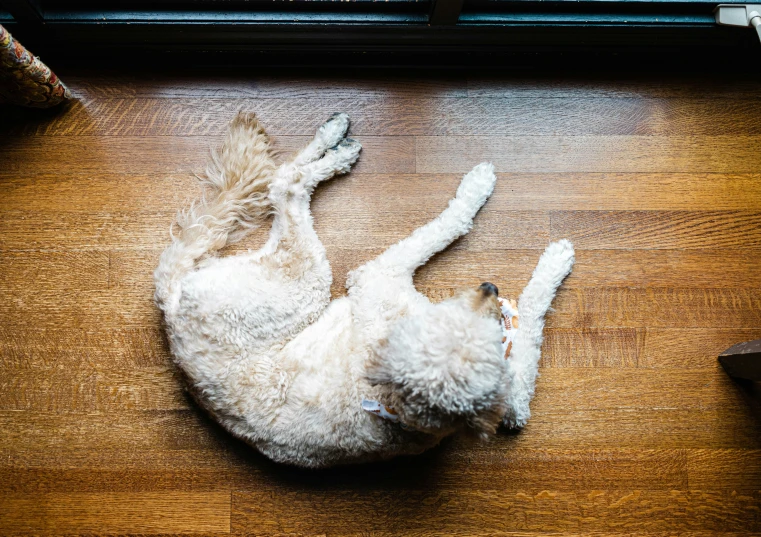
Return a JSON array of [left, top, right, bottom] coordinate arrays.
[[154, 112, 574, 468]]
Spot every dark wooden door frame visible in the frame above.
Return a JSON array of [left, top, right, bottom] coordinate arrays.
[[2, 0, 759, 60]]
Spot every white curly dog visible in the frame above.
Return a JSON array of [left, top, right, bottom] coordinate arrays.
[[155, 112, 574, 468]]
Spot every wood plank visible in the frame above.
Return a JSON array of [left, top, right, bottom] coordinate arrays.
[[0, 366, 186, 411], [532, 368, 757, 412], [0, 211, 175, 251], [416, 135, 761, 174], [231, 489, 761, 534], [0, 134, 416, 175], [0, 325, 729, 375], [0, 448, 240, 493], [24, 210, 759, 260], [0, 251, 161, 329], [0, 410, 230, 451], [0, 492, 231, 534], [520, 407, 761, 449], [10, 327, 641, 372], [542, 328, 643, 367], [0, 250, 109, 290], [62, 71, 469, 99], [642, 328, 761, 368], [3, 172, 761, 214], [0, 327, 169, 369], [551, 211, 761, 249], [467, 74, 761, 99], [485, 172, 761, 211], [6, 97, 761, 137], [545, 287, 761, 329], [0, 447, 687, 492], [0, 173, 200, 213], [687, 449, 761, 491]]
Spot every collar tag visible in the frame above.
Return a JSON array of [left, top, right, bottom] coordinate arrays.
[[361, 398, 400, 423]]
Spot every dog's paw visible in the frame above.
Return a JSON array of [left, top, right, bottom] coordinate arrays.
[[455, 162, 496, 209], [318, 113, 351, 149], [537, 239, 576, 286], [502, 403, 530, 430], [326, 138, 362, 175], [503, 415, 528, 430], [502, 372, 532, 430]]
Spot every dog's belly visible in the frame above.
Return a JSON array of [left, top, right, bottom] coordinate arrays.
[[178, 256, 330, 351], [165, 255, 332, 427]]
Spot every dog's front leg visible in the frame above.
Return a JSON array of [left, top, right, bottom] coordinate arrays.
[[369, 162, 496, 278], [503, 240, 575, 429]]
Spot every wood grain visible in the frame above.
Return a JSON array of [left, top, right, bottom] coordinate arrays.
[[541, 328, 643, 367], [0, 366, 186, 411], [1, 69, 760, 535], [231, 489, 761, 533], [642, 328, 761, 368], [0, 448, 689, 494], [3, 172, 761, 213], [0, 492, 230, 533], [57, 70, 761, 99], [416, 135, 761, 173], [687, 449, 761, 491], [61, 71, 470, 99], [466, 74, 761, 99], [551, 211, 761, 249], [6, 97, 761, 137], [0, 134, 416, 175]]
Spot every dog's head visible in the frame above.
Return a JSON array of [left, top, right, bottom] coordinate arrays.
[[368, 283, 508, 438]]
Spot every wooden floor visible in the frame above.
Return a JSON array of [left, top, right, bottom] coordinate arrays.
[[1, 68, 761, 535]]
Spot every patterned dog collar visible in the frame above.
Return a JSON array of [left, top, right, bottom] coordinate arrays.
[[499, 297, 519, 359]]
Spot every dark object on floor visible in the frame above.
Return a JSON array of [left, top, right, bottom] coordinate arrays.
[[0, 24, 70, 108], [719, 340, 761, 380]]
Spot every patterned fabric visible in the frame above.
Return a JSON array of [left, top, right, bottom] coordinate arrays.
[[0, 24, 71, 108]]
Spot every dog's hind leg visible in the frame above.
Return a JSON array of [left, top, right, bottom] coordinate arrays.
[[265, 113, 357, 217], [241, 115, 361, 330], [299, 137, 362, 192], [503, 240, 575, 429], [293, 112, 352, 167], [360, 162, 497, 280]]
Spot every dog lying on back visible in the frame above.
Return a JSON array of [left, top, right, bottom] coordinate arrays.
[[154, 113, 574, 468]]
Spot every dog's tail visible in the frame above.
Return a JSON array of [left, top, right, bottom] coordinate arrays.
[[504, 239, 575, 428], [154, 113, 277, 317]]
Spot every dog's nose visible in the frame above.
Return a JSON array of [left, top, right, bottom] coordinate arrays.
[[479, 282, 499, 297]]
